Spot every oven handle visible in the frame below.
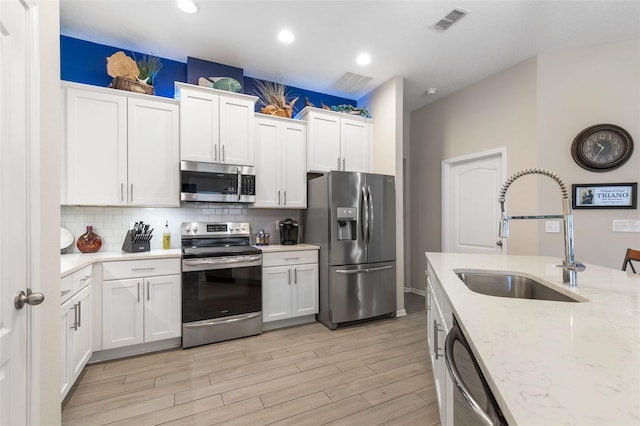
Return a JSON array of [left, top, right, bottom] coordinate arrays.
[[183, 312, 262, 328], [182, 255, 262, 271]]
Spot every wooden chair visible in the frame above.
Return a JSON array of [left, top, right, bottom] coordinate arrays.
[[622, 248, 640, 273]]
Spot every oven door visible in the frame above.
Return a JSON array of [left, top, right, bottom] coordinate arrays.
[[182, 255, 262, 322]]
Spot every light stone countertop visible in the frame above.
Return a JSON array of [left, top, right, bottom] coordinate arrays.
[[255, 243, 319, 253], [61, 249, 182, 277], [425, 252, 640, 425]]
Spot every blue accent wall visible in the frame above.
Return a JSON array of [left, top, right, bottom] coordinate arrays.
[[60, 36, 356, 112]]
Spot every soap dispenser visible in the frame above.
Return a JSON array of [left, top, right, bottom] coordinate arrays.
[[163, 220, 171, 249]]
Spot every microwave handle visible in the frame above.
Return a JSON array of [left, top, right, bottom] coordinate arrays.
[[237, 167, 242, 202]]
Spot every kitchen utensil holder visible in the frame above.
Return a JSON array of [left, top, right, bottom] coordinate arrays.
[[122, 230, 151, 253]]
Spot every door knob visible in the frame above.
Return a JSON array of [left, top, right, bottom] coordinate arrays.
[[496, 240, 503, 247], [14, 289, 45, 310]]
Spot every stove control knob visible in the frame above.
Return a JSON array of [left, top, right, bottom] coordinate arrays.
[[241, 225, 247, 231], [185, 225, 191, 232], [192, 226, 198, 233]]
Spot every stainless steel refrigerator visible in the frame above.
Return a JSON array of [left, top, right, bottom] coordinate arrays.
[[304, 171, 396, 329]]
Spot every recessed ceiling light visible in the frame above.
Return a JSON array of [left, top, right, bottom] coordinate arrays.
[[356, 53, 371, 66], [278, 29, 295, 44], [177, 0, 198, 14]]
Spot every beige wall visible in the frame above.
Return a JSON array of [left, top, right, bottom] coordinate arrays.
[[409, 39, 640, 291], [409, 58, 538, 289], [37, 0, 62, 423], [536, 40, 640, 268], [359, 76, 407, 311]]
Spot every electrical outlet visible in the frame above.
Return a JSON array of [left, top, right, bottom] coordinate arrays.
[[545, 221, 560, 233], [612, 220, 640, 232]]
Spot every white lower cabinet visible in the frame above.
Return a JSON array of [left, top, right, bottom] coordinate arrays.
[[61, 283, 92, 400], [426, 262, 454, 426], [102, 259, 181, 350], [262, 250, 319, 323]]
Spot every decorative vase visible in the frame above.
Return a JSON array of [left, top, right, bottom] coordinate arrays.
[[76, 226, 102, 253]]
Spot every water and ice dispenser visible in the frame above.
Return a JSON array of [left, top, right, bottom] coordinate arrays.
[[336, 207, 357, 240]]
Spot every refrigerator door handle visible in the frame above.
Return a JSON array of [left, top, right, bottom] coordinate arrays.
[[335, 265, 393, 274], [361, 185, 369, 246], [367, 185, 373, 246]]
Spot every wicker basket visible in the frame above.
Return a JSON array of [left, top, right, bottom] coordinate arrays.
[[110, 77, 154, 95]]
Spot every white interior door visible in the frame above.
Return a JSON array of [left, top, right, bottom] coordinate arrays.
[[0, 0, 32, 423], [442, 148, 506, 254]]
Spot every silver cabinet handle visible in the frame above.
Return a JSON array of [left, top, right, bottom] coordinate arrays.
[[284, 190, 287, 205], [137, 282, 140, 303], [335, 265, 393, 274], [120, 183, 124, 202], [278, 190, 281, 205], [288, 269, 291, 285], [69, 304, 78, 331], [77, 300, 82, 327], [147, 281, 150, 301], [80, 275, 91, 282], [284, 257, 300, 261], [445, 328, 494, 426], [433, 320, 444, 360], [342, 158, 345, 170], [131, 267, 155, 272], [130, 183, 133, 202], [222, 145, 225, 162], [214, 144, 218, 162], [337, 157, 340, 170], [294, 268, 297, 284]]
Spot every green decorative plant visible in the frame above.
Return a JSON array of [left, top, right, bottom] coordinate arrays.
[[134, 53, 163, 85]]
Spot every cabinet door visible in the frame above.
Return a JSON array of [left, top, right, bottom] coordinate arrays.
[[180, 88, 219, 162], [70, 285, 92, 383], [340, 118, 371, 173], [262, 266, 292, 322], [281, 122, 307, 208], [102, 278, 144, 349], [292, 263, 318, 317], [60, 299, 73, 399], [128, 98, 179, 206], [144, 275, 182, 342], [306, 112, 341, 172], [254, 117, 281, 207], [219, 96, 255, 165], [66, 88, 127, 205]]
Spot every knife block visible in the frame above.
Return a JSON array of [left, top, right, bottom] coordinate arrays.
[[121, 230, 151, 253]]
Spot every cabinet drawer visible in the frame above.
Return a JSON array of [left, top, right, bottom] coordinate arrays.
[[102, 258, 180, 280], [262, 250, 318, 267], [62, 265, 92, 304]]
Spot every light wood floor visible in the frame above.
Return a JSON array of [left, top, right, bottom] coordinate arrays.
[[62, 308, 439, 425]]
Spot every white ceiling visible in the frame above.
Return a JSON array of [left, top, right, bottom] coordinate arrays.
[[59, 0, 640, 112]]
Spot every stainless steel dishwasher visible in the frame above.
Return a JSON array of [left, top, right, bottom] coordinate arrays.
[[445, 315, 508, 425]]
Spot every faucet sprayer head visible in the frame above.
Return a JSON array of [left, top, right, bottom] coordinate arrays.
[[499, 215, 510, 238]]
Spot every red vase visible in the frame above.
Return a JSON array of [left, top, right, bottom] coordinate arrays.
[[76, 225, 102, 253]]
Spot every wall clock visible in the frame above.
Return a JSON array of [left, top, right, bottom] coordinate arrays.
[[571, 124, 634, 172]]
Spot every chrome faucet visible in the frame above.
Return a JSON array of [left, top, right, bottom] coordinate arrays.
[[498, 168, 585, 287]]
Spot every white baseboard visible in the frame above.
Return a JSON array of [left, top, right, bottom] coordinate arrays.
[[396, 309, 407, 317], [89, 337, 182, 363], [404, 286, 425, 297]]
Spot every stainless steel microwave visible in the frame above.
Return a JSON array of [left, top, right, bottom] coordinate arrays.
[[180, 161, 256, 203]]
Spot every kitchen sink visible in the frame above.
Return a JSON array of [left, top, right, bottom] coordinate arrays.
[[455, 271, 581, 302]]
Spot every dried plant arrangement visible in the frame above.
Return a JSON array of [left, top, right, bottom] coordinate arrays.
[[252, 79, 299, 118], [134, 53, 163, 85]]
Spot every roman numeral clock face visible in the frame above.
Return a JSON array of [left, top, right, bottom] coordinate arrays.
[[571, 124, 634, 172]]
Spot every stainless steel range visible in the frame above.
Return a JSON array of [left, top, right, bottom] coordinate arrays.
[[181, 222, 262, 348]]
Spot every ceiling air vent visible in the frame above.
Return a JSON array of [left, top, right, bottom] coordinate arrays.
[[431, 8, 468, 32], [330, 72, 373, 94]]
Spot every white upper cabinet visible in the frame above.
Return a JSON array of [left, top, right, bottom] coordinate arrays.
[[296, 107, 372, 173], [127, 97, 179, 206], [62, 82, 179, 207], [254, 115, 306, 208], [176, 82, 257, 166]]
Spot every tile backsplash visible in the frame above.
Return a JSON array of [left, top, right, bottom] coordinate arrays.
[[61, 204, 302, 253]]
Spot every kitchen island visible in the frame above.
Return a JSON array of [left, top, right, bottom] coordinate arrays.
[[426, 252, 639, 425]]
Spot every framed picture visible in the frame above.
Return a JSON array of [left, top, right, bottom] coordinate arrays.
[[572, 183, 637, 209]]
